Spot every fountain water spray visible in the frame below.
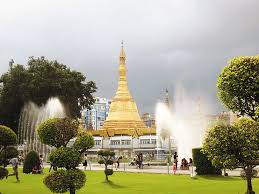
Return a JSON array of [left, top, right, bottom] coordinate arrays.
[[18, 97, 66, 158], [155, 87, 207, 161]]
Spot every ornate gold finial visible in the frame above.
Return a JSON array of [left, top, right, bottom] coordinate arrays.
[[120, 41, 126, 61]]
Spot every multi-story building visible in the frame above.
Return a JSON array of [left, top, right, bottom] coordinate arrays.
[[81, 97, 112, 130]]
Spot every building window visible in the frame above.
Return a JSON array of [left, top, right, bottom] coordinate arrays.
[[151, 139, 157, 144], [140, 139, 150, 144], [121, 140, 131, 145], [95, 140, 101, 145], [110, 140, 120, 145]]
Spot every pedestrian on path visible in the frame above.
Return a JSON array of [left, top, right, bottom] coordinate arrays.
[[172, 162, 177, 175], [83, 153, 88, 171], [6, 157, 20, 182]]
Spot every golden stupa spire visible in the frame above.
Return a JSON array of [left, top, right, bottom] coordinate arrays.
[[165, 89, 171, 109], [114, 41, 132, 101], [89, 43, 156, 138], [102, 43, 147, 136]]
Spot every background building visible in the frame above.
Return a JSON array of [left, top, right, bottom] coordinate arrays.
[[81, 97, 112, 130]]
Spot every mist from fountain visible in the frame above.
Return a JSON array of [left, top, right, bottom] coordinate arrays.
[[18, 97, 66, 158], [155, 87, 208, 161]]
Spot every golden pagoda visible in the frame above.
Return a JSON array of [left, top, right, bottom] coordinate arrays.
[[91, 44, 155, 137]]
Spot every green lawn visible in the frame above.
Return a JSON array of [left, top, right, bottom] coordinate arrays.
[[0, 169, 259, 194]]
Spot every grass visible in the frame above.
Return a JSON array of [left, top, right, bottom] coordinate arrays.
[[0, 168, 259, 194]]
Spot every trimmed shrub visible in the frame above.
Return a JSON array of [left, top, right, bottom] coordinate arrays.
[[44, 169, 86, 194], [0, 125, 17, 147], [192, 148, 221, 175], [0, 147, 18, 160], [0, 147, 18, 166], [23, 151, 40, 173], [73, 130, 94, 153], [49, 147, 81, 169], [105, 169, 113, 176], [37, 118, 78, 148], [0, 167, 8, 180], [97, 150, 115, 181]]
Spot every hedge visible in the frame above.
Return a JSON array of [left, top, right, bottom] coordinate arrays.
[[23, 151, 40, 173], [192, 148, 221, 175]]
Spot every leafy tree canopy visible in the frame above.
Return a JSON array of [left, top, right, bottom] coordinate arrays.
[[44, 169, 86, 194], [0, 56, 97, 133], [203, 118, 259, 194], [0, 125, 17, 149], [73, 130, 94, 154], [217, 56, 259, 121], [49, 147, 81, 169], [37, 118, 79, 148]]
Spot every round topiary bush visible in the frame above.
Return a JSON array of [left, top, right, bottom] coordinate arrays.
[[49, 147, 81, 169], [105, 169, 113, 176], [73, 130, 94, 153], [44, 169, 86, 194], [0, 125, 17, 147], [37, 118, 78, 148], [0, 147, 18, 166], [23, 151, 40, 173], [0, 167, 8, 180], [0, 147, 18, 160], [44, 170, 68, 193]]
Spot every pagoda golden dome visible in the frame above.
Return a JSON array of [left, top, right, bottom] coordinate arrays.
[[101, 44, 148, 136], [90, 44, 156, 138]]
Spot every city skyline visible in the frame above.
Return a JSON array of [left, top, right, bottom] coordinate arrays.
[[1, 0, 259, 115]]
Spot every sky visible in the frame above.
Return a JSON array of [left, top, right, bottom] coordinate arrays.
[[0, 0, 259, 115]]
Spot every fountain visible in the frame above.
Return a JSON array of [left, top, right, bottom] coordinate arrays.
[[155, 87, 207, 161], [18, 97, 66, 159]]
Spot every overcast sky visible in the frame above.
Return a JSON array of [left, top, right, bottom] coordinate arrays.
[[0, 0, 259, 115]]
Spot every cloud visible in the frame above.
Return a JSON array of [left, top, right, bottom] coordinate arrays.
[[0, 0, 258, 115]]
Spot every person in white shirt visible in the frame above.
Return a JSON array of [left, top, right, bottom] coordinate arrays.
[[83, 153, 88, 171], [6, 157, 20, 182]]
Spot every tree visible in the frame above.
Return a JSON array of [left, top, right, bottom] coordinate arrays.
[[0, 125, 18, 178], [217, 56, 259, 121], [203, 118, 259, 194], [38, 117, 94, 194], [0, 56, 97, 134], [97, 150, 115, 181]]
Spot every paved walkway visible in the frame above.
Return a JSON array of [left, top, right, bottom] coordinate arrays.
[[45, 163, 259, 177]]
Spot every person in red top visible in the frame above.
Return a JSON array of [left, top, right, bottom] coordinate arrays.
[[172, 162, 177, 175]]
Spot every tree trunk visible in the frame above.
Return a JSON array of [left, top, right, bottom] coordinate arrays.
[[245, 167, 255, 194], [105, 164, 108, 181], [70, 188, 76, 194]]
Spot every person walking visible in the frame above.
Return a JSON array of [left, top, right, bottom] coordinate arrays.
[[39, 154, 44, 170], [49, 162, 57, 172], [138, 153, 143, 169], [116, 156, 122, 169], [83, 153, 88, 171], [173, 152, 178, 169], [172, 162, 177, 175], [6, 157, 20, 182]]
